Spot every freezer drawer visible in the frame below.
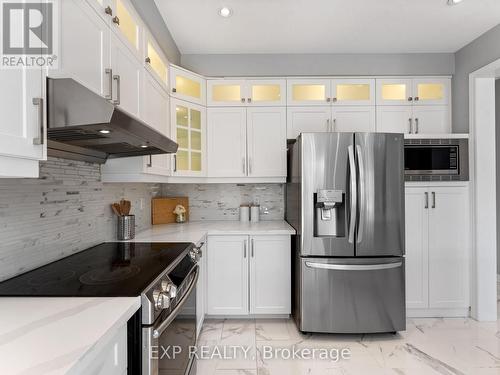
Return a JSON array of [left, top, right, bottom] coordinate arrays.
[[298, 257, 405, 333]]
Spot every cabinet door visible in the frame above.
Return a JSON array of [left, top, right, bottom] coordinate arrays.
[[331, 79, 375, 106], [170, 66, 206, 105], [376, 106, 413, 133], [412, 106, 450, 134], [287, 79, 331, 106], [142, 72, 171, 176], [0, 68, 44, 162], [247, 107, 287, 177], [59, 0, 111, 98], [207, 108, 247, 177], [196, 241, 207, 336], [108, 0, 142, 59], [286, 106, 331, 139], [171, 99, 206, 176], [331, 106, 376, 132], [405, 187, 429, 309], [144, 32, 169, 90], [207, 236, 249, 315], [110, 34, 141, 118], [207, 80, 246, 106], [250, 236, 291, 314], [247, 79, 286, 106], [413, 78, 450, 106], [428, 187, 470, 309], [376, 79, 413, 106]]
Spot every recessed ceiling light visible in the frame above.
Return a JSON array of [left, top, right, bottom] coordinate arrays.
[[219, 7, 232, 18], [447, 0, 463, 5], [140, 145, 148, 148], [99, 129, 110, 134]]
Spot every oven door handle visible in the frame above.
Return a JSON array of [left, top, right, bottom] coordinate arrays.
[[153, 265, 199, 339]]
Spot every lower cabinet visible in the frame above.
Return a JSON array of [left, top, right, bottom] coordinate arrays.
[[196, 240, 207, 337], [206, 235, 291, 316], [83, 324, 127, 375], [405, 185, 470, 316]]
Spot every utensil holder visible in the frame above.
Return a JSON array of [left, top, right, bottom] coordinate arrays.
[[117, 215, 135, 240]]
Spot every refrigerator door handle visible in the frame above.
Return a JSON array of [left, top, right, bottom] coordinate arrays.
[[347, 145, 357, 244], [355, 145, 365, 243], [305, 261, 403, 271]]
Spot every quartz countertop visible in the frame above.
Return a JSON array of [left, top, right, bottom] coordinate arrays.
[[129, 220, 296, 244], [0, 297, 140, 375]]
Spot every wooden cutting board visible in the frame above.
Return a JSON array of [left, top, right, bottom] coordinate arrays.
[[152, 197, 189, 225]]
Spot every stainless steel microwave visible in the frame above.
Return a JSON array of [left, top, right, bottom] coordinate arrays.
[[404, 138, 469, 181]]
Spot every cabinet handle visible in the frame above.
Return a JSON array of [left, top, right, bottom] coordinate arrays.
[[244, 240, 247, 258], [251, 239, 254, 257], [174, 155, 177, 172], [326, 97, 331, 103], [112, 16, 120, 25], [145, 57, 151, 64], [408, 97, 413, 102], [424, 192, 429, 209], [104, 6, 112, 16], [32, 98, 44, 145], [408, 118, 413, 134], [415, 118, 419, 134], [432, 192, 436, 209], [147, 155, 152, 168], [247, 98, 252, 103], [113, 75, 121, 105], [172, 87, 177, 93], [332, 118, 336, 132], [414, 96, 419, 102], [332, 97, 337, 103], [104, 68, 113, 100], [326, 119, 330, 132], [241, 98, 246, 103]]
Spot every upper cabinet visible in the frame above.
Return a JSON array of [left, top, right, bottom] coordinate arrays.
[[207, 79, 286, 106], [170, 66, 206, 105], [377, 78, 450, 106], [144, 31, 169, 90], [108, 0, 142, 59], [287, 78, 375, 106]]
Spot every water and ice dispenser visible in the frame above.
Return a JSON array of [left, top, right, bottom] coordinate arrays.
[[314, 189, 345, 237]]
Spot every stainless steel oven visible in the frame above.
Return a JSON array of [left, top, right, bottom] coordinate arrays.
[[404, 138, 469, 181], [142, 251, 200, 375]]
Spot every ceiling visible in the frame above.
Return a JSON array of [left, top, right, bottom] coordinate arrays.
[[154, 0, 500, 54]]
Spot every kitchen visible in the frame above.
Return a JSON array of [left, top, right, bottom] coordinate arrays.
[[0, 0, 499, 374]]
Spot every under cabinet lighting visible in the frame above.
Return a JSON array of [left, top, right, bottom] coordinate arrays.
[[99, 129, 110, 134], [140, 145, 148, 148]]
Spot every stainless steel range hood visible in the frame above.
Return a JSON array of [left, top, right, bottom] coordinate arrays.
[[46, 77, 178, 164]]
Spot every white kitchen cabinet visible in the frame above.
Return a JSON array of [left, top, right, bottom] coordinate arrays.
[[206, 236, 249, 315], [376, 106, 413, 133], [286, 107, 331, 139], [331, 79, 375, 106], [412, 106, 450, 134], [405, 187, 429, 309], [170, 65, 206, 105], [287, 79, 331, 106], [250, 236, 291, 314], [405, 185, 470, 316], [377, 77, 451, 107], [171, 99, 207, 176], [108, 0, 143, 60], [246, 107, 287, 177], [207, 235, 291, 316], [207, 108, 247, 177], [59, 0, 112, 98], [110, 33, 142, 118], [376, 78, 413, 106], [196, 241, 207, 337], [331, 106, 376, 132], [207, 79, 286, 107], [428, 187, 469, 309], [83, 324, 127, 375], [144, 31, 169, 89]]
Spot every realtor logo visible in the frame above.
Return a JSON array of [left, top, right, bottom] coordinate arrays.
[[1, 0, 58, 68]]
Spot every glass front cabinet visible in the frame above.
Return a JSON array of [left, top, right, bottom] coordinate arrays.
[[170, 66, 206, 105], [376, 78, 450, 106], [171, 98, 207, 176], [207, 79, 286, 106]]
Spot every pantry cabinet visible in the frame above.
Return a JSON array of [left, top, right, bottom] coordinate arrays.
[[208, 107, 287, 178], [206, 235, 291, 316], [170, 66, 206, 105], [405, 185, 470, 316], [207, 79, 286, 106]]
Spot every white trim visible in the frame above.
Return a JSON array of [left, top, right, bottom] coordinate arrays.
[[406, 308, 469, 318]]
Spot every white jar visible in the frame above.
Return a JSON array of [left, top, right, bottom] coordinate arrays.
[[239, 205, 250, 222], [251, 205, 260, 223]]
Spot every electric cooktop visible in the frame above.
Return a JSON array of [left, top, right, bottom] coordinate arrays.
[[0, 242, 194, 297]]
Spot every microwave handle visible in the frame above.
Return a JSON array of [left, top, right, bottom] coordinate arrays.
[[152, 266, 199, 339]]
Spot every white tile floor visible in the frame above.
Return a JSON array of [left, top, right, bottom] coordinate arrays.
[[194, 288, 500, 375]]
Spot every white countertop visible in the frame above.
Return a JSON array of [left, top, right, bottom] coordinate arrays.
[[0, 297, 140, 375], [130, 220, 296, 244]]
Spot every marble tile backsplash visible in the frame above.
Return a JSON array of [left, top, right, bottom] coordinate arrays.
[[0, 158, 159, 282], [161, 184, 284, 221]]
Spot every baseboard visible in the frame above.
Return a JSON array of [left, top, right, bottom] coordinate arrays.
[[407, 308, 470, 318], [205, 314, 290, 320]]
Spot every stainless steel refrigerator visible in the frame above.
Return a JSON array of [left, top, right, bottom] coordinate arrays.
[[286, 132, 405, 334]]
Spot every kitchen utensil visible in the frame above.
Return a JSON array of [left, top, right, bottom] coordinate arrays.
[[117, 215, 135, 240], [112, 203, 122, 216]]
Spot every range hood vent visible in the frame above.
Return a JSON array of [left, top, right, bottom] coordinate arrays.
[[46, 78, 178, 164]]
